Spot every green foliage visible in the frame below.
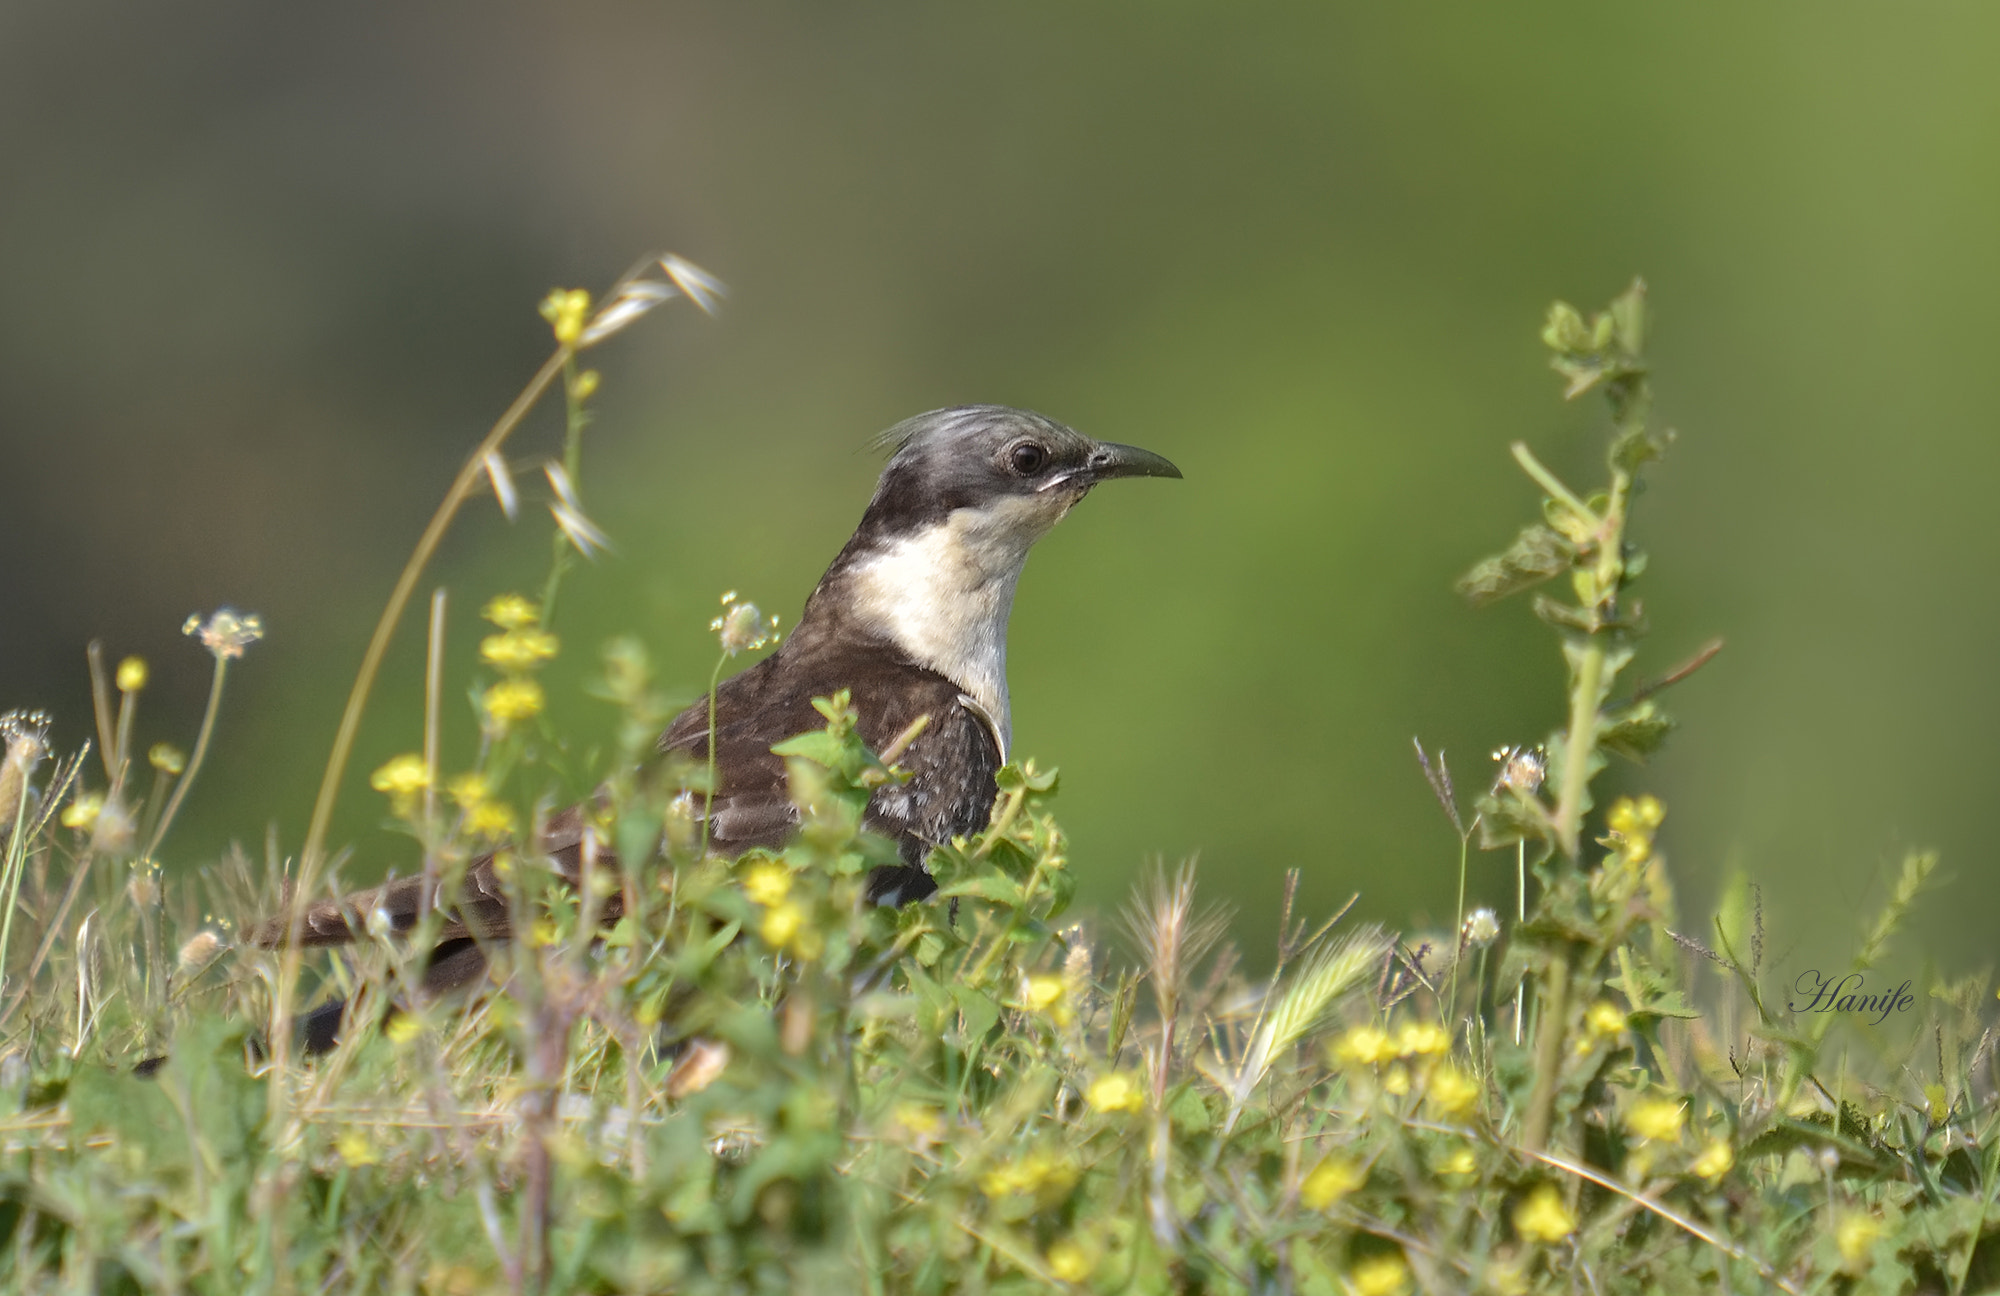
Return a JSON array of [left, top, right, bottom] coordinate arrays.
[[1, 276, 1996, 1296]]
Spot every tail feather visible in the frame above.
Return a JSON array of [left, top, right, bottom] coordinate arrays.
[[250, 805, 610, 950]]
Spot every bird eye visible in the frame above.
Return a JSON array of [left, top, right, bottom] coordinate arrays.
[[1009, 442, 1047, 476]]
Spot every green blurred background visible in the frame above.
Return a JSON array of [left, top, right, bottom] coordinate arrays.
[[6, 2, 1999, 978]]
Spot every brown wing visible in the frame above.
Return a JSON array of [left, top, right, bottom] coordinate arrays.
[[660, 635, 1003, 865], [256, 637, 1000, 950]]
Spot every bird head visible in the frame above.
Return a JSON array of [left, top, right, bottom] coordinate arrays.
[[800, 406, 1179, 741], [856, 404, 1182, 550]]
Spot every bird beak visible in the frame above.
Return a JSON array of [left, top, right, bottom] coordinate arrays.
[[1080, 441, 1183, 483]]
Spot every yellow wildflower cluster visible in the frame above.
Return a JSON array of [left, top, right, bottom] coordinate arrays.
[[1576, 1000, 1628, 1055], [1086, 1072, 1146, 1114], [738, 860, 819, 959], [1425, 1065, 1481, 1117], [478, 594, 555, 733], [448, 772, 517, 839], [1626, 1097, 1685, 1143], [480, 627, 559, 672], [1690, 1138, 1734, 1181], [1604, 794, 1665, 862], [1019, 972, 1073, 1027], [61, 791, 105, 831], [741, 860, 792, 907], [1348, 1252, 1409, 1296], [540, 288, 592, 347], [369, 753, 432, 817], [1300, 1156, 1365, 1210], [482, 679, 545, 725], [1046, 1237, 1097, 1283], [979, 1149, 1079, 1209], [891, 1102, 943, 1143], [335, 1131, 380, 1168], [1836, 1213, 1883, 1269], [1333, 1018, 1450, 1067], [1513, 1184, 1577, 1243], [483, 594, 538, 629]]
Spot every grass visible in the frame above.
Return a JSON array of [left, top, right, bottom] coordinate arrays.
[[0, 273, 1993, 1295]]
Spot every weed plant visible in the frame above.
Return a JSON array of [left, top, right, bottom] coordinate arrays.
[[0, 272, 1991, 1295]]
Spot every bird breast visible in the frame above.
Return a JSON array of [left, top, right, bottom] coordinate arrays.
[[837, 494, 1073, 749]]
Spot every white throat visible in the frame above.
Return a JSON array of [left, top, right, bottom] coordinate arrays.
[[839, 496, 1070, 749]]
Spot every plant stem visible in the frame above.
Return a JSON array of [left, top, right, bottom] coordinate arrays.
[[699, 652, 726, 858], [1513, 839, 1526, 1046], [1509, 442, 1595, 522], [1446, 830, 1469, 1026], [1522, 949, 1570, 1151], [420, 587, 447, 925], [273, 345, 567, 1135], [299, 347, 567, 885], [1553, 640, 1605, 860], [146, 653, 230, 860]]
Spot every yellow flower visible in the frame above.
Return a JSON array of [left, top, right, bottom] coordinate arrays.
[[1333, 1025, 1394, 1066], [1014, 972, 1072, 1026], [479, 629, 560, 672], [482, 678, 546, 724], [1836, 1213, 1882, 1268], [760, 901, 822, 958], [1300, 1157, 1365, 1210], [1348, 1252, 1409, 1296], [1086, 1072, 1146, 1114], [1425, 1065, 1481, 1117], [481, 593, 540, 630], [466, 800, 517, 839], [572, 369, 601, 402], [1022, 973, 1065, 1012], [1513, 1184, 1577, 1243], [892, 1102, 943, 1141], [539, 288, 592, 347], [1439, 1146, 1477, 1177], [61, 792, 104, 830], [1046, 1237, 1096, 1283], [1584, 1001, 1627, 1039], [1627, 1098, 1685, 1143], [1690, 1138, 1734, 1181], [1604, 795, 1665, 862], [1383, 1065, 1411, 1096], [384, 1014, 422, 1045], [116, 656, 148, 692], [979, 1150, 1078, 1204], [1396, 1020, 1450, 1057], [148, 743, 186, 775], [369, 754, 432, 798], [742, 861, 792, 906], [335, 1131, 379, 1167], [448, 772, 489, 807]]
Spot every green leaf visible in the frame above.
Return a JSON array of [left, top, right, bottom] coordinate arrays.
[[1475, 789, 1551, 850], [770, 730, 850, 773], [1598, 700, 1676, 763], [938, 873, 1027, 908], [1457, 525, 1576, 606], [950, 985, 1003, 1042], [1168, 1084, 1214, 1135]]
